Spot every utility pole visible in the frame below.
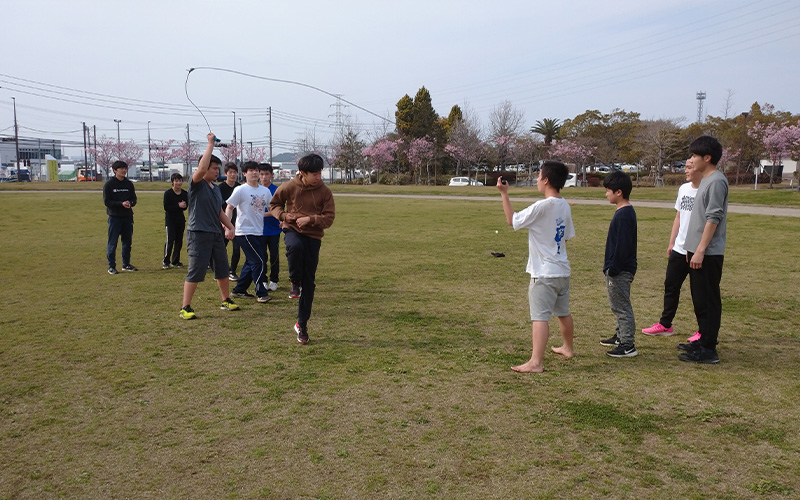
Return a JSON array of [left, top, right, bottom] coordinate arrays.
[[268, 106, 273, 163], [147, 121, 152, 182], [185, 124, 191, 177], [82, 122, 88, 181], [12, 97, 20, 172], [239, 117, 243, 165], [93, 125, 98, 180], [247, 141, 253, 159], [114, 119, 121, 144], [232, 111, 237, 164]]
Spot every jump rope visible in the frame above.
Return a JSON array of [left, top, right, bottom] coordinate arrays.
[[184, 66, 395, 141]]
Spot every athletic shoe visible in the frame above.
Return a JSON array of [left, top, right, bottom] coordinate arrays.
[[257, 294, 272, 303], [679, 347, 719, 364], [687, 331, 701, 343], [289, 283, 301, 299], [220, 298, 240, 311], [268, 281, 279, 291], [232, 291, 255, 299], [108, 267, 118, 275], [229, 272, 239, 281], [179, 305, 197, 320], [677, 340, 701, 352], [642, 322, 674, 336], [600, 334, 620, 347], [294, 322, 309, 344], [606, 344, 638, 357], [122, 264, 138, 272], [172, 262, 184, 268], [162, 263, 171, 269]]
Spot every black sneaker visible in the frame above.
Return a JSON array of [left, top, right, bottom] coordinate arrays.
[[108, 267, 118, 275], [122, 264, 138, 272], [600, 334, 620, 347], [172, 262, 184, 268], [232, 291, 255, 298], [162, 263, 171, 270], [606, 344, 638, 357], [229, 272, 239, 281], [289, 283, 302, 299], [677, 340, 701, 352], [678, 347, 719, 364], [256, 294, 272, 303], [294, 322, 309, 344]]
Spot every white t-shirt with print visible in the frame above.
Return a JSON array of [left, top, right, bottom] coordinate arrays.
[[512, 196, 575, 278], [672, 182, 698, 255], [226, 183, 272, 236]]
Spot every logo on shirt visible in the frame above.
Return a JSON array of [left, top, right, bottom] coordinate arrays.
[[679, 195, 694, 212], [555, 217, 566, 255], [250, 194, 267, 212]]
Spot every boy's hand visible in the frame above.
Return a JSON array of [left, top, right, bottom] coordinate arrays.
[[296, 216, 312, 228], [496, 177, 509, 193], [224, 226, 234, 240], [179, 201, 187, 209], [689, 250, 704, 269], [207, 132, 216, 145]]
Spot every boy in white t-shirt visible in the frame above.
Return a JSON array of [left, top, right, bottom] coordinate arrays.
[[641, 162, 704, 341], [497, 161, 576, 373], [225, 161, 273, 302]]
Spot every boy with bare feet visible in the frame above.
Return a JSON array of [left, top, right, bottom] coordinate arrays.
[[497, 160, 576, 373]]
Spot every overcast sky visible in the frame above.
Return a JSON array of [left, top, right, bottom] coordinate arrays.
[[2, 0, 798, 157]]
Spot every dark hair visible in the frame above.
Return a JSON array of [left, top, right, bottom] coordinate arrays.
[[688, 135, 723, 165], [200, 155, 223, 167], [603, 171, 633, 199], [540, 160, 569, 191], [298, 153, 324, 173], [224, 162, 238, 173], [259, 162, 273, 173], [170, 172, 183, 182], [111, 160, 128, 171], [241, 161, 259, 173]]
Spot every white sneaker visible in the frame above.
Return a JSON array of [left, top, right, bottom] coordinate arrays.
[[268, 281, 278, 291]]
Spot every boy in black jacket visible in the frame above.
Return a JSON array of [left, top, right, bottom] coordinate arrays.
[[103, 160, 137, 274], [163, 172, 188, 269], [600, 171, 638, 357]]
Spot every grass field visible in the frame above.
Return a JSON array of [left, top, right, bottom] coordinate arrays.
[[1, 187, 799, 499]]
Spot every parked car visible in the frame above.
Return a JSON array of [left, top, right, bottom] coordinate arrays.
[[564, 173, 577, 187], [448, 176, 483, 186]]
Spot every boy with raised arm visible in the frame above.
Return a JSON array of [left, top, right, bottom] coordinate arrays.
[[179, 133, 240, 320], [497, 161, 576, 373]]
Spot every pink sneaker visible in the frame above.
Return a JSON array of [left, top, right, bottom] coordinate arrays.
[[642, 322, 674, 336], [687, 331, 701, 343]]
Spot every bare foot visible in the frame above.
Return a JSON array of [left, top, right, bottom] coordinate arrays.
[[551, 345, 574, 358], [511, 360, 543, 373]]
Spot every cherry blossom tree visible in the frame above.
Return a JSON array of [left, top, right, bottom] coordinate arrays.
[[174, 139, 200, 177], [511, 133, 543, 186], [407, 136, 436, 185], [551, 140, 597, 187], [219, 141, 245, 165], [149, 139, 180, 180], [749, 122, 800, 188], [247, 147, 270, 164], [88, 135, 118, 177], [362, 137, 399, 183]]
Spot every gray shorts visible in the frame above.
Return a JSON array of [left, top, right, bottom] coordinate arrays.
[[186, 230, 230, 282], [528, 276, 571, 321]]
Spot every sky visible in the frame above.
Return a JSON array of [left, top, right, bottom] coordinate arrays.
[[1, 0, 798, 159]]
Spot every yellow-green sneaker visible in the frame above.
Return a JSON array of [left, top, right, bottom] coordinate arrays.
[[179, 305, 197, 320], [220, 298, 240, 311]]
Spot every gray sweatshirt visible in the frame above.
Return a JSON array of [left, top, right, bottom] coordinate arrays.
[[684, 170, 728, 256]]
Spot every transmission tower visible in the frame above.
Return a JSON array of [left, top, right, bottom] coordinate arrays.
[[696, 91, 707, 123], [329, 95, 348, 136]]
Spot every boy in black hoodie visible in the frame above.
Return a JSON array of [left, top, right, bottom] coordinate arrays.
[[103, 160, 137, 274]]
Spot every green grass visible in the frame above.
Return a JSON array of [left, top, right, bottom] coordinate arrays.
[[1, 189, 799, 498], [3, 179, 800, 207]]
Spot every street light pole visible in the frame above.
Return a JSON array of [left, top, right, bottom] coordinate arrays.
[[247, 141, 253, 160], [114, 119, 121, 145], [232, 111, 237, 164], [239, 117, 244, 165], [147, 121, 153, 182]]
